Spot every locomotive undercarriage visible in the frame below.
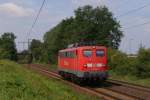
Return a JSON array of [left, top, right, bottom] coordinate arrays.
[[58, 70, 108, 85]]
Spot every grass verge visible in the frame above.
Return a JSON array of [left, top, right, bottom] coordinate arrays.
[[0, 60, 100, 100], [109, 71, 150, 87]]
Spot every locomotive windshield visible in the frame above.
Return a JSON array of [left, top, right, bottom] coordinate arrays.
[[83, 50, 92, 57], [96, 50, 104, 57]]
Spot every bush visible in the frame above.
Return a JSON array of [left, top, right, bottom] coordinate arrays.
[[108, 48, 138, 76], [108, 47, 150, 79], [108, 48, 131, 75], [17, 50, 33, 64], [134, 48, 150, 78]]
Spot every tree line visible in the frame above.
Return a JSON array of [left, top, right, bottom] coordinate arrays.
[[0, 5, 123, 63], [0, 5, 149, 78], [19, 5, 123, 63], [0, 33, 17, 61], [42, 5, 123, 63], [28, 5, 150, 78], [108, 47, 150, 78]]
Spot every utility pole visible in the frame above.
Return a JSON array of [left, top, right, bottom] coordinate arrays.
[[28, 39, 32, 50], [139, 41, 143, 48]]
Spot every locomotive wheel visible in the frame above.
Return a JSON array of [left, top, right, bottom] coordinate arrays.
[[71, 74, 75, 83], [61, 72, 67, 80], [72, 76, 79, 84], [75, 77, 84, 86], [64, 73, 68, 80], [102, 77, 107, 81]]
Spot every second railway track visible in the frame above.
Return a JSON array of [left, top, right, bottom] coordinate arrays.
[[24, 64, 150, 100]]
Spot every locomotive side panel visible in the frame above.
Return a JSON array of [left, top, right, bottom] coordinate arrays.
[[58, 49, 78, 75]]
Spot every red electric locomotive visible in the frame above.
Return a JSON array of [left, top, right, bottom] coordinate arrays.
[[58, 44, 108, 82]]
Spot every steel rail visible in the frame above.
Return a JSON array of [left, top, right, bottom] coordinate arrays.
[[108, 79, 150, 93], [24, 64, 140, 100]]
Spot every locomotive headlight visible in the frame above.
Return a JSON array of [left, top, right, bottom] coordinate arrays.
[[96, 63, 105, 67], [86, 63, 92, 67], [84, 64, 87, 67]]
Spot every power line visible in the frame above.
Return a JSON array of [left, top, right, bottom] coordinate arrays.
[[26, 0, 46, 50], [107, 0, 130, 11], [117, 2, 150, 18], [18, 41, 29, 51], [115, 2, 150, 29], [123, 20, 150, 30], [27, 0, 46, 38]]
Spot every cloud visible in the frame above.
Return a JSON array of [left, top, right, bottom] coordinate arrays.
[[71, 0, 104, 7], [0, 3, 34, 17]]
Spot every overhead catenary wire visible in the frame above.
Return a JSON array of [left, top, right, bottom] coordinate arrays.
[[114, 1, 150, 30], [26, 0, 46, 50], [27, 0, 46, 38], [123, 20, 150, 30], [101, 1, 150, 30], [25, 1, 149, 32], [117, 2, 150, 18]]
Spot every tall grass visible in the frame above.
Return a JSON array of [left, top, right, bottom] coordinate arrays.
[[0, 60, 99, 100]]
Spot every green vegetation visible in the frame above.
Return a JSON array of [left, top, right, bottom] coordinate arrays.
[[108, 47, 150, 86], [29, 5, 123, 63], [0, 33, 17, 61], [108, 48, 136, 75], [29, 39, 46, 63], [0, 60, 100, 100], [110, 72, 150, 87], [135, 48, 150, 78], [17, 50, 32, 64], [27, 5, 150, 86], [0, 5, 149, 88]]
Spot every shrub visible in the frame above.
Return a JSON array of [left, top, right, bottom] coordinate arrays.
[[108, 47, 150, 78], [107, 48, 138, 76], [134, 48, 150, 78], [108, 48, 130, 75]]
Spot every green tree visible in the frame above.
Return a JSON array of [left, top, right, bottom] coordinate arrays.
[[44, 5, 123, 63], [17, 50, 33, 64], [0, 33, 17, 61], [135, 47, 150, 78], [29, 39, 44, 62], [107, 48, 138, 76]]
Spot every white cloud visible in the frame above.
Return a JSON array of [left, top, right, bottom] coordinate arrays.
[[0, 3, 34, 17], [71, 0, 105, 7]]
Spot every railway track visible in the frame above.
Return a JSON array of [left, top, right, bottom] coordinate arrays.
[[24, 64, 150, 100]]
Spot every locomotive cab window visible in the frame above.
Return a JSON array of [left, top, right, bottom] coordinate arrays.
[[59, 51, 76, 58], [83, 50, 92, 57], [96, 50, 105, 57]]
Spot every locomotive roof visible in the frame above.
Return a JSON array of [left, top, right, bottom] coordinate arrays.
[[59, 46, 106, 52]]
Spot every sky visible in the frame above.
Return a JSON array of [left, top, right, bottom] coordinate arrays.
[[0, 0, 150, 54]]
